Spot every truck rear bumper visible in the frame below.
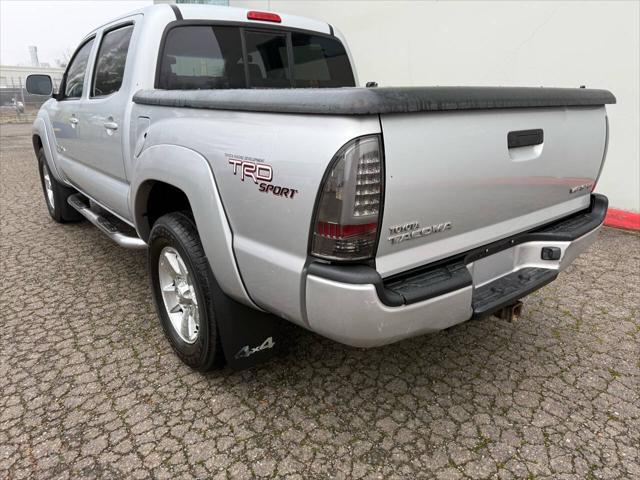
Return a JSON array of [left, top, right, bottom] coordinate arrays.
[[304, 194, 606, 347]]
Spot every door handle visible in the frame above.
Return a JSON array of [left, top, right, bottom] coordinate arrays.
[[69, 117, 79, 125], [104, 121, 118, 131], [508, 129, 543, 148]]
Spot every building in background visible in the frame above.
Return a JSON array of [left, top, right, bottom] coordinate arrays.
[[0, 62, 64, 121], [229, 0, 639, 219], [0, 64, 64, 90], [1, 46, 63, 91]]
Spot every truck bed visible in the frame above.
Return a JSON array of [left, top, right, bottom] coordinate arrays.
[[132, 85, 613, 329]]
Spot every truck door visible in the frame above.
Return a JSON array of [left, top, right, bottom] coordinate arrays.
[[48, 36, 95, 178], [78, 22, 135, 219]]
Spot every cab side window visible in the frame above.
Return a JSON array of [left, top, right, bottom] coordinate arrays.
[[64, 38, 95, 98], [92, 24, 134, 97]]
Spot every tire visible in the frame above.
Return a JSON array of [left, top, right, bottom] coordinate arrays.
[[37, 148, 83, 223], [149, 212, 224, 371]]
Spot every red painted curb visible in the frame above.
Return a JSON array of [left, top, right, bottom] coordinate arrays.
[[604, 208, 640, 231]]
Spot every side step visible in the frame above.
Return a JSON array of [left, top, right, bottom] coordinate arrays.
[[67, 193, 147, 249], [472, 267, 557, 318]]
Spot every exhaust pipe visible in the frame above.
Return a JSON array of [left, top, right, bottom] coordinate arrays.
[[494, 301, 524, 322]]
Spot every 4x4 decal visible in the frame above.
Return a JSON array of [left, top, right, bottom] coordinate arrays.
[[234, 337, 276, 359]]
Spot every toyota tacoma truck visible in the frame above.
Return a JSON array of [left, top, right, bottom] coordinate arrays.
[[26, 4, 615, 370]]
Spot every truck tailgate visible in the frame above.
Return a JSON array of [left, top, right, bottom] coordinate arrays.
[[377, 106, 608, 277]]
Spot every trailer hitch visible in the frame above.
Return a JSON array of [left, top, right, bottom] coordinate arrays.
[[494, 300, 524, 322]]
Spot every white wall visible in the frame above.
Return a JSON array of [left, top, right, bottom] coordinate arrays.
[[231, 0, 639, 213]]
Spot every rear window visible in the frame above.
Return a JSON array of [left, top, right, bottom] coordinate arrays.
[[158, 26, 245, 90], [245, 30, 290, 88], [157, 25, 355, 89], [291, 33, 355, 87]]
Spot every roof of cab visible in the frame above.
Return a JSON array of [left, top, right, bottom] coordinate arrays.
[[176, 4, 331, 34], [85, 3, 331, 39]]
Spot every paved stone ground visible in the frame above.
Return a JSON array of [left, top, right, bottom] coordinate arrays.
[[1, 123, 639, 479]]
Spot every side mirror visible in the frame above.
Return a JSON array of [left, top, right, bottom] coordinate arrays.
[[26, 74, 53, 96]]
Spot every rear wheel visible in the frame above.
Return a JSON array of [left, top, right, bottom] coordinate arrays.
[[37, 149, 82, 223], [149, 212, 223, 371]]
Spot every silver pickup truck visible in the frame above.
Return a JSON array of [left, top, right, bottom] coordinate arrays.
[[27, 4, 615, 370]]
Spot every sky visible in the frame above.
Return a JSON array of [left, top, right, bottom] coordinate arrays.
[[0, 0, 152, 67]]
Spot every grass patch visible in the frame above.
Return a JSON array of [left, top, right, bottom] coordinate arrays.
[[472, 435, 491, 453]]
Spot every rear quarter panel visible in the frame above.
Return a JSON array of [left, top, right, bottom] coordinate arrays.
[[133, 105, 380, 325]]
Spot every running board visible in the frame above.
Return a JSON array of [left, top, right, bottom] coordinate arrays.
[[67, 193, 147, 249]]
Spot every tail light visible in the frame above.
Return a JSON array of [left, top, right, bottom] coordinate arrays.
[[311, 135, 383, 261]]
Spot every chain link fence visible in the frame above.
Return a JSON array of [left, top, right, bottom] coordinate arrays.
[[0, 76, 61, 124]]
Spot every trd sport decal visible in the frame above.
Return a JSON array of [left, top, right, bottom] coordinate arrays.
[[226, 153, 299, 199]]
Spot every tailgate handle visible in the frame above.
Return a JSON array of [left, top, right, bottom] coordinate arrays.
[[508, 129, 543, 148]]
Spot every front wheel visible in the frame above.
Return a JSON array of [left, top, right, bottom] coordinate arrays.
[[148, 212, 223, 371], [37, 149, 82, 223]]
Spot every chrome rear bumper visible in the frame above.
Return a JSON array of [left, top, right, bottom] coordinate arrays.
[[304, 195, 606, 347]]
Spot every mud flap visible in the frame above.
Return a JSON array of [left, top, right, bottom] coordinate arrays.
[[214, 289, 282, 370]]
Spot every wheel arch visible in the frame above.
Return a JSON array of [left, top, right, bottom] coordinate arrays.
[[32, 133, 43, 154], [130, 144, 259, 310], [32, 116, 65, 182], [133, 179, 192, 242]]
